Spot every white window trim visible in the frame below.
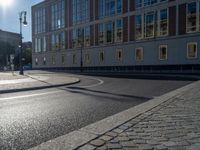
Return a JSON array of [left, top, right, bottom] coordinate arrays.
[[85, 53, 90, 64], [144, 11, 155, 39], [187, 42, 198, 59], [99, 51, 105, 63], [159, 45, 168, 60], [186, 2, 198, 33], [158, 8, 169, 37], [116, 48, 123, 62], [135, 47, 144, 61]]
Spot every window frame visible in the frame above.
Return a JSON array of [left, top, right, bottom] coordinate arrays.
[[135, 47, 144, 61], [187, 42, 198, 59], [186, 2, 198, 33], [99, 51, 105, 63], [159, 45, 168, 60], [116, 48, 123, 62]]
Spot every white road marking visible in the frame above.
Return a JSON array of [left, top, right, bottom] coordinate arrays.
[[0, 90, 63, 101], [78, 77, 104, 88]]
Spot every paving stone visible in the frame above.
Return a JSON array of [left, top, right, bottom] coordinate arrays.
[[90, 139, 105, 147], [154, 145, 168, 150], [100, 135, 113, 141], [186, 143, 200, 150], [113, 128, 124, 134], [107, 143, 122, 149], [96, 145, 107, 150], [120, 141, 138, 148], [132, 139, 146, 144], [138, 144, 154, 150], [118, 125, 129, 130], [161, 141, 177, 147], [105, 131, 118, 137], [117, 136, 130, 142], [78, 144, 96, 150]]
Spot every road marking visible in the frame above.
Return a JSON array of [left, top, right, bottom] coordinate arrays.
[[0, 90, 63, 101], [78, 77, 104, 88]]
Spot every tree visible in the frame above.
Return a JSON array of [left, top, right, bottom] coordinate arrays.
[[23, 47, 32, 65]]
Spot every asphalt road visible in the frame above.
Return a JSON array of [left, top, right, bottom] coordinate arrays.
[[0, 74, 193, 149]]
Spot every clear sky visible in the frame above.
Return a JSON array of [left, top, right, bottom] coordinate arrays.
[[0, 0, 44, 42]]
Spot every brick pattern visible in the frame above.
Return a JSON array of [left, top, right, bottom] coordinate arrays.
[[78, 85, 200, 150], [95, 0, 99, 20], [95, 24, 98, 46], [130, 0, 135, 12], [69, 0, 72, 27], [129, 15, 135, 41], [123, 0, 128, 14], [169, 6, 176, 36], [123, 17, 128, 42], [90, 25, 94, 46], [90, 0, 94, 21], [178, 3, 186, 35]]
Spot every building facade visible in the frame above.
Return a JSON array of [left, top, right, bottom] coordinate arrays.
[[0, 30, 20, 68], [32, 0, 200, 72]]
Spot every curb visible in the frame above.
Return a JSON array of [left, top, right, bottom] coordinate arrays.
[[0, 79, 80, 94], [29, 80, 200, 150]]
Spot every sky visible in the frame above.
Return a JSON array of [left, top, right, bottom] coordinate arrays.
[[0, 0, 44, 42]]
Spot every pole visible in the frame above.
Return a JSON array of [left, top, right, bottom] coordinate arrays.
[[80, 29, 84, 73], [19, 13, 23, 75]]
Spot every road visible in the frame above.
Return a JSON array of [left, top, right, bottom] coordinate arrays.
[[0, 74, 192, 149]]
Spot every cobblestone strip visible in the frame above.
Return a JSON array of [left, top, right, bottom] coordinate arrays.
[[77, 85, 200, 150]]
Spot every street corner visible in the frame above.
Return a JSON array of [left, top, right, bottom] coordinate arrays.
[[25, 72, 80, 86]]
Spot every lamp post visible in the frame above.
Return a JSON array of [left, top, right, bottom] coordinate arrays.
[[80, 28, 84, 73], [19, 11, 27, 75]]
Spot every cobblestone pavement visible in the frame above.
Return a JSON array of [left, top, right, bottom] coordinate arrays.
[[78, 85, 200, 150]]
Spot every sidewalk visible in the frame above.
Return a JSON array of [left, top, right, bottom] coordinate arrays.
[[30, 81, 200, 150], [0, 71, 80, 94]]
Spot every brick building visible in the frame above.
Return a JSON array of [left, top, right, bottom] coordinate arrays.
[[32, 0, 200, 72]]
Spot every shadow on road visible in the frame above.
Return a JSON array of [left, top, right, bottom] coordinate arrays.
[[64, 86, 150, 102]]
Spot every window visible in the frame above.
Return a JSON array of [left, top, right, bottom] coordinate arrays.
[[72, 0, 89, 25], [144, 12, 155, 38], [51, 0, 65, 30], [106, 22, 114, 43], [61, 54, 65, 64], [43, 57, 46, 65], [187, 42, 197, 59], [34, 8, 45, 34], [159, 9, 168, 36], [116, 49, 123, 61], [72, 54, 77, 64], [99, 51, 105, 63], [187, 2, 197, 33], [135, 48, 143, 61], [136, 0, 142, 8], [135, 15, 143, 39], [144, 0, 157, 7], [34, 37, 46, 53], [84, 26, 90, 47], [51, 32, 65, 50], [159, 45, 167, 60], [77, 28, 84, 48], [52, 55, 56, 65], [98, 23, 105, 44], [72, 29, 77, 48], [99, 0, 122, 18], [115, 19, 123, 42], [85, 54, 90, 64], [35, 58, 38, 65]]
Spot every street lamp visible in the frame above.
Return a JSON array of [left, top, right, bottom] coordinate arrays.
[[19, 11, 27, 75], [80, 28, 84, 73]]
